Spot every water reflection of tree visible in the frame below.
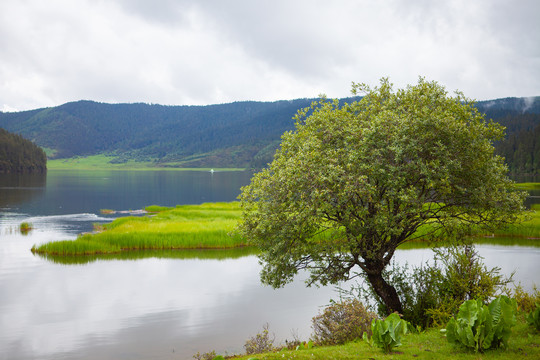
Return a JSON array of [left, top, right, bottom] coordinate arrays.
[[0, 173, 46, 208]]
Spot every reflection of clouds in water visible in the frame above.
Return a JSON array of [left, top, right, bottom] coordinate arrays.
[[2, 256, 263, 357], [0, 252, 338, 359]]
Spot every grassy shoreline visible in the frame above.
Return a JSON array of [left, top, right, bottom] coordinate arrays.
[[226, 314, 539, 360]]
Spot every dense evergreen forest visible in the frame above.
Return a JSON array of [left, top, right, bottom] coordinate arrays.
[[0, 128, 47, 173], [0, 96, 538, 173], [494, 114, 540, 174]]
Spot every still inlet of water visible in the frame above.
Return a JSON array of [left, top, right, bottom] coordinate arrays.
[[0, 170, 539, 360]]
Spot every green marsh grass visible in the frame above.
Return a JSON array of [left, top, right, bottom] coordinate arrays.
[[145, 205, 173, 212], [489, 210, 540, 239], [515, 182, 540, 190], [32, 202, 248, 256]]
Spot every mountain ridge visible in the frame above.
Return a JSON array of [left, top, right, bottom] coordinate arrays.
[[1, 96, 539, 171]]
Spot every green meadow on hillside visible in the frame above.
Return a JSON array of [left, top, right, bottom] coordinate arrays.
[[47, 154, 245, 171]]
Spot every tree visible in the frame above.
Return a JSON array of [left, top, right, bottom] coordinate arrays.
[[237, 78, 526, 314]]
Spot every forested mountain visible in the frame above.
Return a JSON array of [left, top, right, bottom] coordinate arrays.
[[0, 128, 47, 173], [0, 96, 538, 173], [0, 99, 320, 168]]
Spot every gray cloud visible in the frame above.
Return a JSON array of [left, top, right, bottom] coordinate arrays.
[[1, 0, 539, 112]]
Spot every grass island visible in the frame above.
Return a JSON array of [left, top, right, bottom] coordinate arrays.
[[31, 202, 247, 256]]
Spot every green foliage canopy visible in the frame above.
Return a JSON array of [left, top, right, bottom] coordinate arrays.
[[238, 78, 526, 313]]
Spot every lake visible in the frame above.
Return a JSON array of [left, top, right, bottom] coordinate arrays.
[[1, 170, 539, 360]]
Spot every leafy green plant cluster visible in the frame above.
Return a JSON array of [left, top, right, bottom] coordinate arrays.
[[527, 303, 540, 331], [244, 323, 274, 355], [311, 298, 377, 345], [363, 313, 408, 353], [294, 340, 314, 351], [444, 295, 517, 352]]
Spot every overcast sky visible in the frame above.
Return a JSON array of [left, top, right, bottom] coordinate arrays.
[[1, 0, 539, 112]]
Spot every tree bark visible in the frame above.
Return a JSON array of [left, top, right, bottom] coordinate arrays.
[[366, 271, 404, 315]]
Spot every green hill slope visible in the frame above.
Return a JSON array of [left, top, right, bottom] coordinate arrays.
[[0, 96, 538, 172]]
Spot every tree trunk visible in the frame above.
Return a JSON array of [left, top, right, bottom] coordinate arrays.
[[366, 271, 404, 315]]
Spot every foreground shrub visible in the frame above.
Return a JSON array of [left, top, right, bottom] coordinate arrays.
[[444, 295, 517, 352], [244, 323, 274, 355], [192, 350, 217, 360], [311, 298, 377, 345], [363, 313, 408, 353]]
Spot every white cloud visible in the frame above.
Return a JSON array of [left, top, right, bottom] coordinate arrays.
[[0, 0, 539, 111]]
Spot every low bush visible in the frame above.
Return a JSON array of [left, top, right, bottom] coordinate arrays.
[[513, 283, 540, 312], [244, 323, 274, 355], [192, 350, 217, 360], [311, 298, 377, 345]]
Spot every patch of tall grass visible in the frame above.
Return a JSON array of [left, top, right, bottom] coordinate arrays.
[[32, 202, 248, 256], [489, 210, 540, 239]]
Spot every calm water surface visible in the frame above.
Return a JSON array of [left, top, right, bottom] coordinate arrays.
[[0, 170, 539, 360]]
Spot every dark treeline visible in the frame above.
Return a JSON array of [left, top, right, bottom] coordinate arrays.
[[0, 96, 538, 172], [493, 114, 540, 175], [477, 98, 540, 175], [0, 128, 47, 173]]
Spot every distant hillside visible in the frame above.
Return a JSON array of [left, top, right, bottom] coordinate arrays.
[[0, 96, 538, 173], [0, 128, 47, 173], [0, 99, 320, 168]]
